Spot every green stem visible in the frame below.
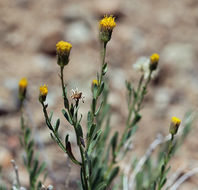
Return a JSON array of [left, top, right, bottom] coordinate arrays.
[[99, 42, 107, 85], [59, 64, 90, 189], [60, 66, 67, 100], [41, 102, 81, 166], [157, 134, 174, 190], [117, 71, 152, 154]]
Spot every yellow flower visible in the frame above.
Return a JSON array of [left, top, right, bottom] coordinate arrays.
[[149, 53, 159, 71], [19, 78, 28, 89], [99, 15, 116, 44], [56, 41, 72, 54], [40, 84, 48, 96], [92, 79, 98, 86], [99, 15, 116, 31], [169, 116, 181, 135], [18, 78, 28, 101], [171, 116, 181, 126], [150, 53, 159, 64], [56, 41, 72, 67]]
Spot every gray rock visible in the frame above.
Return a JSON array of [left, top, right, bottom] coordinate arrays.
[[39, 31, 63, 55], [33, 54, 53, 71], [154, 88, 173, 117], [161, 43, 195, 70], [109, 68, 126, 90], [64, 21, 92, 44]]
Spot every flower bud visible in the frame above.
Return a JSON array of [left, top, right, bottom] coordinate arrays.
[[92, 79, 98, 87], [39, 84, 48, 102], [99, 15, 116, 44], [169, 116, 181, 135], [149, 53, 159, 71], [91, 79, 98, 97], [18, 78, 28, 101], [56, 41, 72, 67]]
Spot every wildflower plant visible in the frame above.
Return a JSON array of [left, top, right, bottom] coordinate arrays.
[[18, 78, 46, 190], [37, 14, 195, 190], [1, 14, 195, 190]]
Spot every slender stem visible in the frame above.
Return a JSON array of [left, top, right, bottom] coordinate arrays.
[[60, 66, 67, 100], [157, 134, 175, 190], [126, 74, 144, 127], [41, 102, 81, 165], [99, 42, 107, 85], [80, 145, 90, 190], [117, 71, 152, 153]]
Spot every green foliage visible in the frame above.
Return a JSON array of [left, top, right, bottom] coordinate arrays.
[[20, 114, 46, 190]]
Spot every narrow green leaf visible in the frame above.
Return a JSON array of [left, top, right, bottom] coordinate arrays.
[[111, 131, 118, 162], [102, 63, 108, 75], [55, 118, 60, 132], [95, 182, 107, 190], [107, 166, 119, 185], [49, 111, 53, 122], [98, 82, 104, 96], [92, 98, 96, 114], [62, 109, 73, 125], [95, 101, 103, 116]]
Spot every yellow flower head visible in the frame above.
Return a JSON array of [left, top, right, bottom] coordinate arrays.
[[19, 78, 28, 89], [171, 116, 181, 126], [149, 53, 159, 71], [99, 15, 116, 31], [150, 53, 160, 64], [40, 84, 48, 96], [92, 79, 98, 86], [56, 41, 72, 54], [169, 116, 181, 135]]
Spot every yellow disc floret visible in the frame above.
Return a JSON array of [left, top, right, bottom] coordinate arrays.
[[19, 78, 28, 88], [56, 41, 72, 54], [40, 84, 48, 96], [99, 15, 116, 31], [92, 79, 98, 86], [169, 116, 181, 135], [171, 116, 181, 126], [150, 53, 160, 64]]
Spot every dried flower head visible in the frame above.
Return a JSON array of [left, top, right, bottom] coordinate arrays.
[[150, 53, 159, 71], [169, 116, 181, 135], [133, 57, 159, 79], [99, 15, 116, 44], [71, 88, 84, 103], [18, 78, 28, 101], [39, 84, 48, 102], [56, 41, 72, 67]]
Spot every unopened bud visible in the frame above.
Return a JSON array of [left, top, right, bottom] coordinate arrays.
[[149, 53, 159, 71], [39, 84, 48, 102], [169, 116, 181, 135]]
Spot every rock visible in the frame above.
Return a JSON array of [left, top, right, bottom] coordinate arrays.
[[109, 68, 126, 90], [161, 43, 195, 70], [64, 21, 92, 44], [39, 31, 63, 56], [0, 147, 12, 167], [62, 4, 89, 22], [45, 87, 59, 107], [3, 77, 18, 91], [33, 54, 53, 72], [154, 88, 173, 117], [93, 0, 123, 16], [131, 28, 146, 52]]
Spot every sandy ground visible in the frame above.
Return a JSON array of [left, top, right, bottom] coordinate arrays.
[[0, 0, 198, 189]]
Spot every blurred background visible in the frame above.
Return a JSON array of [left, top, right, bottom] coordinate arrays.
[[0, 0, 198, 189]]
